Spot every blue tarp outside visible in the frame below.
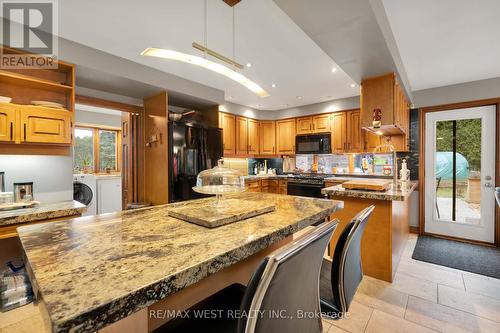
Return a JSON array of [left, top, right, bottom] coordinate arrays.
[[435, 152, 469, 181]]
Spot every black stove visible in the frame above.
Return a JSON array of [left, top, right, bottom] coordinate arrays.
[[287, 174, 329, 197]]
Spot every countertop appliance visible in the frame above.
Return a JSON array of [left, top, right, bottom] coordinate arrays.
[[73, 174, 97, 216], [295, 133, 331, 154], [0, 172, 4, 192], [13, 182, 33, 202], [286, 174, 329, 198], [169, 121, 222, 202]]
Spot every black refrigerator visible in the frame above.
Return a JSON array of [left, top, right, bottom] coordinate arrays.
[[168, 121, 222, 202]]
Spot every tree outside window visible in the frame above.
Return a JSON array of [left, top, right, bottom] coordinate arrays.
[[99, 130, 117, 171], [73, 126, 120, 173], [74, 128, 94, 173]]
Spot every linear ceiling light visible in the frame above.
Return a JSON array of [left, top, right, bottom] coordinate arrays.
[[141, 47, 270, 98]]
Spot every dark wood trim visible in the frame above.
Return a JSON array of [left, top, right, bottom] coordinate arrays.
[[409, 226, 419, 234], [419, 98, 500, 246], [222, 0, 241, 7], [0, 143, 71, 156], [75, 95, 143, 114], [423, 232, 497, 248]]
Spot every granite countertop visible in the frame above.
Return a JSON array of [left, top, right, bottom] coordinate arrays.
[[0, 200, 87, 227], [243, 174, 289, 180], [17, 192, 343, 333], [322, 181, 418, 201], [324, 176, 393, 182]]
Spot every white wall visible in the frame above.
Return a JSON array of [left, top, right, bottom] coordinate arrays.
[[75, 109, 122, 128], [0, 155, 73, 202], [265, 96, 360, 119], [219, 96, 361, 121], [218, 102, 260, 119], [413, 76, 500, 108]]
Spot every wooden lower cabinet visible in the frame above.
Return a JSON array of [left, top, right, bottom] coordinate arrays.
[[20, 106, 72, 144], [245, 179, 287, 194], [261, 179, 279, 194], [245, 179, 261, 192], [0, 105, 15, 142], [276, 119, 296, 154], [326, 196, 409, 282], [279, 179, 287, 195]]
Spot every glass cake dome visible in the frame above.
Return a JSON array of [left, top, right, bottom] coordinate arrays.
[[193, 159, 245, 203]]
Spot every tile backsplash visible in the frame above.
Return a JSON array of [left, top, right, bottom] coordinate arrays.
[[248, 158, 283, 175]]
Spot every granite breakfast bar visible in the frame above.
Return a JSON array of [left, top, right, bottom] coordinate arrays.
[[322, 181, 417, 282], [17, 192, 343, 333]]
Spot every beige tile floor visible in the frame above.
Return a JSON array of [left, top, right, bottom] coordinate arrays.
[[2, 234, 500, 333]]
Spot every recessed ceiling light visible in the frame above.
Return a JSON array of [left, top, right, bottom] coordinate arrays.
[[271, 83, 277, 88], [296, 96, 302, 99], [246, 63, 252, 67], [350, 83, 356, 88], [141, 48, 269, 97], [331, 67, 337, 73]]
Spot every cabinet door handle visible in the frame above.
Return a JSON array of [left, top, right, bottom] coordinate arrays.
[[23, 123, 26, 141], [272, 146, 275, 153], [10, 122, 13, 141]]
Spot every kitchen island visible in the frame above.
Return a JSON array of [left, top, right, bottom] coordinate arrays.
[[0, 200, 86, 239], [322, 181, 417, 282], [17, 192, 342, 333]]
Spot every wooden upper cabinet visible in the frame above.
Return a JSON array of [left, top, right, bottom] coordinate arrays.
[[219, 112, 235, 156], [276, 119, 296, 154], [296, 116, 313, 135], [0, 105, 16, 142], [364, 130, 381, 152], [313, 114, 331, 133], [259, 120, 276, 155], [19, 106, 72, 144], [247, 118, 259, 155], [235, 116, 248, 155], [360, 73, 409, 136], [331, 112, 346, 153], [347, 110, 362, 152], [296, 115, 331, 134]]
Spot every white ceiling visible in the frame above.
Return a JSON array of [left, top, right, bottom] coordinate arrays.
[[58, 0, 358, 110], [382, 0, 500, 91]]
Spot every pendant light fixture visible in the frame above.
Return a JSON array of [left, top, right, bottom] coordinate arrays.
[[141, 1, 269, 97]]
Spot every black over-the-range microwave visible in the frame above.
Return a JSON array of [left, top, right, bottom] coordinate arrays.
[[295, 133, 331, 154]]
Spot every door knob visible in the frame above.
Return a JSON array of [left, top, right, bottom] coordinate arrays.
[[485, 183, 493, 188]]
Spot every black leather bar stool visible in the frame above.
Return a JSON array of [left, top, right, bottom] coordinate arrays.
[[155, 220, 338, 333], [319, 205, 375, 319]]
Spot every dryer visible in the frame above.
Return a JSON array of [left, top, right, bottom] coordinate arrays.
[[73, 174, 97, 216]]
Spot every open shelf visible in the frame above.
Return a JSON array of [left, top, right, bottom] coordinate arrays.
[[0, 70, 72, 93]]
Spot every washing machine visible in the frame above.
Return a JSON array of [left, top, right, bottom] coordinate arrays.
[[73, 174, 97, 216]]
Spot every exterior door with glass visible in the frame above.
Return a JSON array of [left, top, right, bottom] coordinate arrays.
[[425, 105, 496, 243]]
